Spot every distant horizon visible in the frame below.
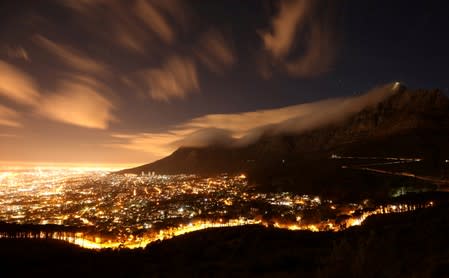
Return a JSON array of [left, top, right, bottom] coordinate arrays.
[[0, 160, 143, 171]]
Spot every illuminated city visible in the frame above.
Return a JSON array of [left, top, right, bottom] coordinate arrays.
[[1, 1, 449, 276], [0, 167, 433, 249]]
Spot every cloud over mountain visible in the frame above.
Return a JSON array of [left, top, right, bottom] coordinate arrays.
[[111, 83, 399, 158]]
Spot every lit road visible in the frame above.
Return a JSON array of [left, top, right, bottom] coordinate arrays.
[[335, 155, 449, 190]]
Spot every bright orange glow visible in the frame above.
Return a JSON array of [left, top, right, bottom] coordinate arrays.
[[0, 169, 436, 251], [0, 161, 139, 172], [4, 200, 430, 250]]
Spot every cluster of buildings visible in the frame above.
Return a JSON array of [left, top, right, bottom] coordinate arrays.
[[0, 168, 433, 248]]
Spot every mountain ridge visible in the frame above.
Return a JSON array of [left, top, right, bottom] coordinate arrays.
[[120, 88, 449, 176], [117, 87, 449, 200]]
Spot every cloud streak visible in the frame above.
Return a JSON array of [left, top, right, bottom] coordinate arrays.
[[135, 0, 175, 44], [0, 60, 116, 129], [38, 77, 115, 129], [196, 30, 236, 73], [4, 46, 30, 61], [60, 0, 189, 52], [261, 0, 309, 59], [0, 105, 21, 127], [34, 35, 108, 75], [111, 83, 400, 158], [0, 60, 40, 106], [259, 0, 340, 78], [132, 56, 200, 102]]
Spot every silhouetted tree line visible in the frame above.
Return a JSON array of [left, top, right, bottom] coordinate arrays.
[[0, 222, 85, 240]]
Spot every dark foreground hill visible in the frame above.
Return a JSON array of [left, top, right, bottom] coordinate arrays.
[[1, 204, 449, 277], [120, 88, 449, 200]]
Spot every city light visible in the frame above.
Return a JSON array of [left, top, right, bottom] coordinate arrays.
[[0, 168, 435, 250]]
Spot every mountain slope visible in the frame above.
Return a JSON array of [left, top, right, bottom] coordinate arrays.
[[119, 88, 449, 199], [121, 88, 449, 174]]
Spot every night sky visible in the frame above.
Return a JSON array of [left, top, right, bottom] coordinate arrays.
[[0, 0, 448, 166]]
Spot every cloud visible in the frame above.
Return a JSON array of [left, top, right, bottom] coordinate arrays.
[[0, 57, 117, 129], [0, 60, 115, 129], [60, 0, 189, 52], [259, 0, 340, 78], [115, 26, 147, 53], [148, 0, 190, 23], [0, 60, 40, 106], [0, 105, 21, 127], [137, 56, 199, 102], [38, 77, 115, 129], [283, 22, 337, 77], [110, 132, 184, 157], [111, 83, 399, 158], [41, 1, 220, 105], [61, 0, 149, 53], [4, 46, 30, 61], [34, 35, 108, 75], [60, 0, 107, 11], [180, 83, 396, 139], [260, 0, 309, 59], [110, 127, 234, 157], [135, 0, 191, 44], [196, 30, 236, 73], [135, 0, 175, 44]]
